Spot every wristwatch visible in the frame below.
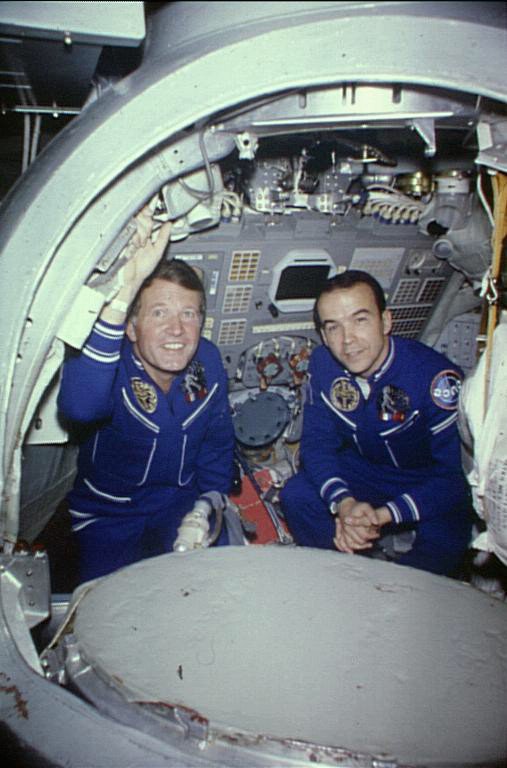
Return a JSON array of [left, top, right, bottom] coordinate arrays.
[[330, 501, 340, 516]]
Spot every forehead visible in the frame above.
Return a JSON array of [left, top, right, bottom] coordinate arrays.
[[318, 283, 380, 318], [139, 278, 201, 309]]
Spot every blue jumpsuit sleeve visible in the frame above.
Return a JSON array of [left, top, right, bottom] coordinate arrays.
[[57, 319, 123, 423], [300, 356, 351, 508], [385, 386, 469, 525], [195, 361, 235, 495]]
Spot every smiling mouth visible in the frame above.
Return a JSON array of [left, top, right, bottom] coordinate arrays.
[[162, 342, 185, 350]]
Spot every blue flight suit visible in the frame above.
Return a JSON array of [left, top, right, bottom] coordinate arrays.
[[280, 336, 472, 575], [58, 318, 234, 582]]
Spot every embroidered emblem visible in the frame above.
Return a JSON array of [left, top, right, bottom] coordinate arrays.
[[430, 369, 462, 410], [182, 360, 208, 403], [377, 384, 411, 422], [330, 377, 360, 412], [131, 377, 158, 413]]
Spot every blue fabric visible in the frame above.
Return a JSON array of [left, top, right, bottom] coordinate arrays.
[[280, 336, 472, 575], [58, 320, 234, 581], [280, 472, 471, 575], [73, 498, 229, 583]]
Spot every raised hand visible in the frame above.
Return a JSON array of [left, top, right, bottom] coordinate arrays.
[[101, 205, 172, 323], [120, 205, 173, 301]]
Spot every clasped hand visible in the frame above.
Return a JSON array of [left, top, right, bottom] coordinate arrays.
[[333, 498, 391, 554]]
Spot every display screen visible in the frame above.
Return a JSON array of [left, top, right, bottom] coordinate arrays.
[[275, 265, 331, 301]]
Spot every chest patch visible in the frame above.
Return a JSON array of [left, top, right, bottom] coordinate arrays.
[[131, 377, 158, 413], [330, 377, 360, 412], [430, 369, 462, 410], [377, 384, 411, 422], [182, 360, 208, 403]]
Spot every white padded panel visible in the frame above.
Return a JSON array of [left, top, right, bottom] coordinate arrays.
[[73, 546, 507, 764]]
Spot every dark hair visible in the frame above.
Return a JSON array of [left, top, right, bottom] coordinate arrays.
[[128, 259, 206, 321], [313, 269, 386, 330]]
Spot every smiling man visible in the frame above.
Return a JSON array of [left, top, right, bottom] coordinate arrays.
[[58, 210, 234, 582], [126, 275, 204, 392], [280, 270, 473, 576]]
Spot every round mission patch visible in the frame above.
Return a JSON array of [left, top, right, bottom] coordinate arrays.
[[430, 369, 462, 410], [330, 377, 360, 412]]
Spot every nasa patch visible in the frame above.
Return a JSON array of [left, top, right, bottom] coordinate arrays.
[[330, 377, 360, 412], [430, 369, 462, 410]]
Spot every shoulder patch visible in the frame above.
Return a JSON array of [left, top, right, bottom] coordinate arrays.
[[131, 377, 158, 413], [430, 369, 462, 410], [181, 360, 208, 403], [330, 377, 360, 412]]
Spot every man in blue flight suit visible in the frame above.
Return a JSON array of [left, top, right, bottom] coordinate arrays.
[[58, 209, 234, 582], [280, 270, 472, 576]]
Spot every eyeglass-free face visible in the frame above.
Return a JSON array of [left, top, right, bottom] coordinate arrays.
[[319, 283, 391, 379], [127, 278, 202, 392]]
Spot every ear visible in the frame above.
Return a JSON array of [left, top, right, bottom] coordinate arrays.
[[126, 319, 137, 343], [382, 308, 392, 335]]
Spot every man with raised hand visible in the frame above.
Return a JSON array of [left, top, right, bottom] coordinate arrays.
[[58, 207, 234, 582]]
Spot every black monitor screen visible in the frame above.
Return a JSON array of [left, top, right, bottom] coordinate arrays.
[[275, 265, 331, 301]]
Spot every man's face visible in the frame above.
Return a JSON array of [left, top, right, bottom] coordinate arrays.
[[318, 283, 392, 378], [126, 278, 202, 392]]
